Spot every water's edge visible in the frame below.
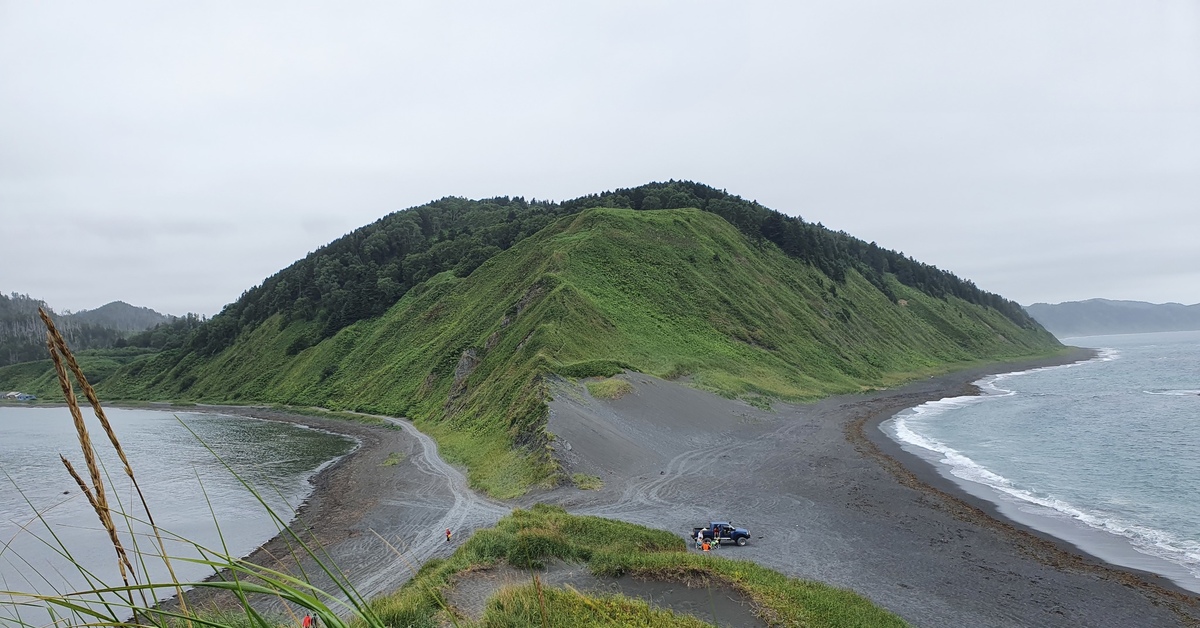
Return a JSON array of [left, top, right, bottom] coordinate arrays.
[[875, 352, 1200, 596]]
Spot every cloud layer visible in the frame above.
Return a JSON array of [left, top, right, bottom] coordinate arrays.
[[2, 1, 1197, 315]]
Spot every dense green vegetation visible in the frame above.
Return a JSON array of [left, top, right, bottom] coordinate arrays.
[[69, 300, 173, 331], [84, 207, 1061, 496], [120, 312, 208, 350], [0, 346, 158, 397], [0, 293, 178, 367], [361, 503, 908, 627], [0, 183, 1063, 495], [2, 293, 123, 366], [182, 181, 1040, 360]]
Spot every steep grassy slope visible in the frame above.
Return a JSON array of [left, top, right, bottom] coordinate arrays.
[[95, 208, 1061, 496], [168, 181, 1040, 360]]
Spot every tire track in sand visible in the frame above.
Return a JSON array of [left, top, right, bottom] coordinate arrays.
[[345, 416, 510, 598]]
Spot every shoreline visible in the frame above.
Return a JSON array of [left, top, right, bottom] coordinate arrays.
[[84, 350, 1199, 624], [148, 405, 509, 618], [539, 350, 1200, 626], [142, 406, 411, 615], [853, 349, 1200, 605]]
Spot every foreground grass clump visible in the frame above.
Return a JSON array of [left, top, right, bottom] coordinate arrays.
[[484, 583, 711, 627], [363, 503, 907, 627]]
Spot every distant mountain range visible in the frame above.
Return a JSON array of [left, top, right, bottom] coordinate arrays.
[[0, 293, 173, 366], [1024, 299, 1200, 338]]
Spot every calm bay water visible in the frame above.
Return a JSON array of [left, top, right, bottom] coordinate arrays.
[[884, 330, 1200, 593], [0, 407, 355, 623]]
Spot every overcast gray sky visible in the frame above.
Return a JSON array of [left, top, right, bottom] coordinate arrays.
[[2, 1, 1197, 316]]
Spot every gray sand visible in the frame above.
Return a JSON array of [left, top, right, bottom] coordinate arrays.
[[183, 352, 1200, 626], [171, 408, 509, 616], [532, 352, 1200, 627]]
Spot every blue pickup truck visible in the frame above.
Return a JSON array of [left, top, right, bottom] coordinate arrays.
[[692, 521, 750, 546]]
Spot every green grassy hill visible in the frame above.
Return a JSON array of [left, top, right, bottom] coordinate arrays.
[[82, 208, 1061, 496]]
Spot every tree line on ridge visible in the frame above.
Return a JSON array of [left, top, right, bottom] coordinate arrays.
[[158, 182, 1041, 359]]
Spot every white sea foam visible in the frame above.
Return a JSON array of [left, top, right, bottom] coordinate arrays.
[[893, 411, 1200, 577], [890, 348, 1115, 456], [959, 469, 1200, 577], [1143, 389, 1200, 396], [988, 347, 1119, 383], [885, 346, 1200, 580]]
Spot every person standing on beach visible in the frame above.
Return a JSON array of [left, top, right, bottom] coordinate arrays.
[[302, 613, 312, 628], [445, 527, 452, 543]]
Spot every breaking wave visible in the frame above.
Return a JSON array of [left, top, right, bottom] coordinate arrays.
[[885, 346, 1200, 580]]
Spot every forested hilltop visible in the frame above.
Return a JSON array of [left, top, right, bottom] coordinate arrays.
[[68, 185, 1064, 497], [0, 294, 179, 367], [69, 300, 172, 332], [185, 181, 1042, 359]]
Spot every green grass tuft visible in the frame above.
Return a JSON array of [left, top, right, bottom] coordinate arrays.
[[483, 583, 712, 627], [584, 378, 633, 400], [570, 473, 604, 490], [363, 503, 908, 627]]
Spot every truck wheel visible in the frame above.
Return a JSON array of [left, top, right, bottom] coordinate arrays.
[[736, 537, 747, 546]]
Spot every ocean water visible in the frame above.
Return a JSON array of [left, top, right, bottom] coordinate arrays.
[[0, 407, 356, 623], [883, 330, 1200, 593]]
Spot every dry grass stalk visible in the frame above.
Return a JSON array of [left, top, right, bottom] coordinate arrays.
[[38, 307, 191, 616], [60, 455, 100, 513], [45, 336, 134, 583], [533, 573, 549, 628], [39, 308, 133, 476]]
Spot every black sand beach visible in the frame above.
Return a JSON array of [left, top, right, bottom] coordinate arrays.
[[167, 407, 508, 616], [178, 350, 1200, 626], [535, 350, 1200, 627]]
